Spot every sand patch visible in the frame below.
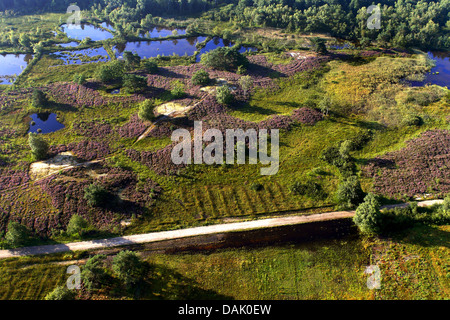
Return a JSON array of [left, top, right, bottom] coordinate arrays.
[[155, 102, 188, 116], [29, 152, 79, 180]]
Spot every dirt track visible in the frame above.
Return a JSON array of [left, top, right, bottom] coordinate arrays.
[[0, 199, 443, 259]]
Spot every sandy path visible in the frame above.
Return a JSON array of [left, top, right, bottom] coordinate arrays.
[[0, 199, 443, 259]]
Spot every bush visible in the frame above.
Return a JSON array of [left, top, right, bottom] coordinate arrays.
[[200, 47, 249, 71], [5, 221, 30, 248], [66, 214, 90, 237], [335, 176, 365, 209], [112, 251, 145, 286], [216, 85, 233, 105], [123, 51, 141, 70], [28, 132, 48, 161], [45, 286, 75, 300], [122, 74, 147, 93], [138, 99, 156, 122], [96, 60, 125, 83], [250, 183, 264, 191], [191, 69, 211, 86], [84, 184, 111, 207], [143, 60, 158, 73], [402, 114, 423, 126], [31, 89, 47, 108], [290, 180, 326, 200], [81, 254, 107, 291], [353, 193, 382, 234], [170, 80, 186, 99], [73, 73, 86, 85]]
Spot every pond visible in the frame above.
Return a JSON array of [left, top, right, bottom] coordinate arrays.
[[61, 23, 113, 41], [409, 51, 450, 88], [28, 113, 65, 134], [0, 54, 33, 85], [114, 36, 257, 61], [141, 26, 186, 38], [50, 47, 111, 65], [114, 36, 208, 59]]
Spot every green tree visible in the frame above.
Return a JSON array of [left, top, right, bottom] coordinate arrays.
[[238, 75, 253, 98], [170, 80, 186, 99], [138, 99, 156, 122], [73, 73, 86, 85], [122, 74, 147, 93], [335, 175, 365, 209], [353, 193, 382, 234], [123, 51, 141, 70], [66, 214, 89, 237], [5, 221, 30, 248], [216, 85, 233, 105], [310, 37, 328, 54], [143, 60, 158, 74], [112, 250, 145, 286], [191, 69, 211, 86], [200, 47, 249, 71], [96, 60, 125, 83], [31, 89, 47, 108], [81, 254, 107, 291], [84, 184, 110, 207], [44, 286, 75, 300], [28, 132, 48, 160]]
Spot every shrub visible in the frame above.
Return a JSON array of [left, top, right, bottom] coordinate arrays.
[[112, 250, 145, 286], [96, 60, 125, 83], [73, 73, 86, 85], [123, 51, 141, 70], [250, 182, 264, 191], [238, 75, 253, 98], [290, 180, 326, 200], [138, 99, 156, 122], [170, 80, 186, 99], [83, 183, 110, 207], [402, 114, 423, 126], [216, 85, 233, 105], [143, 60, 158, 74], [28, 132, 48, 161], [191, 69, 211, 86], [66, 214, 89, 237], [45, 286, 75, 300], [5, 221, 30, 248], [353, 193, 382, 234], [31, 89, 47, 108], [122, 74, 147, 93], [335, 176, 365, 209], [200, 47, 249, 71], [81, 254, 107, 291]]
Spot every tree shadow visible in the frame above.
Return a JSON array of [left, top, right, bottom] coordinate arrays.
[[391, 224, 450, 249]]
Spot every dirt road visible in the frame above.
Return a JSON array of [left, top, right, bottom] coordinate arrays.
[[0, 200, 443, 259]]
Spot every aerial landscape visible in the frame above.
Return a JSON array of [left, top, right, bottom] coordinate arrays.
[[0, 0, 448, 304]]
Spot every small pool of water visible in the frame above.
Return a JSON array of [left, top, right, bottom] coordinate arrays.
[[141, 26, 186, 38], [0, 54, 33, 85], [58, 41, 80, 48], [50, 47, 111, 65], [61, 23, 113, 41], [196, 37, 257, 62], [409, 51, 450, 88], [28, 113, 65, 134]]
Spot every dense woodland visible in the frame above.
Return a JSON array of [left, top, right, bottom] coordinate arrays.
[[0, 0, 449, 49]]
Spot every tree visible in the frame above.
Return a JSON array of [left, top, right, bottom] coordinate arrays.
[[81, 254, 107, 291], [238, 75, 253, 98], [310, 37, 328, 54], [335, 175, 365, 209], [31, 89, 47, 108], [191, 69, 211, 86], [122, 74, 147, 93], [45, 286, 75, 300], [143, 60, 158, 74], [138, 99, 156, 121], [353, 193, 382, 234], [73, 73, 86, 85], [170, 80, 186, 99], [112, 250, 145, 286], [84, 184, 110, 207], [318, 96, 331, 115], [200, 47, 249, 71], [66, 214, 89, 237], [5, 221, 30, 248], [216, 85, 233, 105], [123, 51, 141, 70], [28, 132, 48, 160], [96, 60, 125, 83]]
